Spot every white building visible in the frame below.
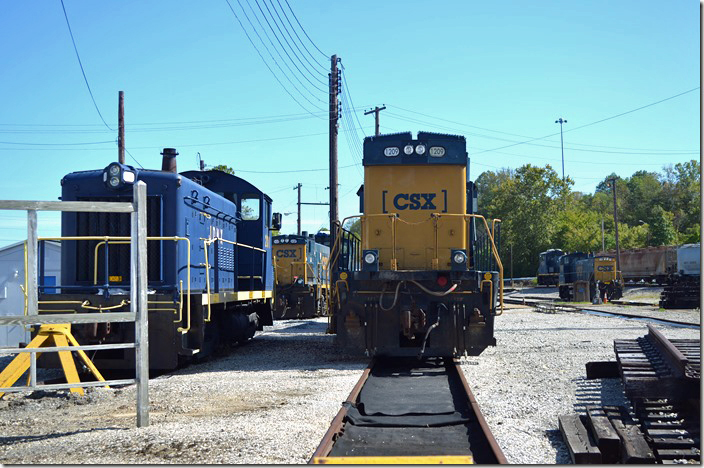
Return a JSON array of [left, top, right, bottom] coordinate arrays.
[[0, 241, 61, 348]]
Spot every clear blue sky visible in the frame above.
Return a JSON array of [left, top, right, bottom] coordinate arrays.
[[0, 0, 699, 246]]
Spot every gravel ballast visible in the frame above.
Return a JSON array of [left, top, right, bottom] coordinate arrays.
[[0, 307, 700, 464]]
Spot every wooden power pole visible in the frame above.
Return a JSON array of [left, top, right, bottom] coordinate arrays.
[[329, 55, 339, 247], [610, 178, 621, 272], [118, 91, 125, 164], [294, 183, 302, 235], [364, 105, 387, 136]]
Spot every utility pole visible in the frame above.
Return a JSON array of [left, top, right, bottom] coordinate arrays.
[[329, 55, 340, 254], [294, 183, 302, 235], [118, 91, 125, 164], [555, 117, 567, 180], [610, 178, 621, 272], [364, 105, 386, 136], [510, 244, 514, 287], [601, 218, 605, 252]]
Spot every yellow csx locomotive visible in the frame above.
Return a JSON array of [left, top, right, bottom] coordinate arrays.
[[332, 131, 503, 358], [558, 253, 623, 302], [272, 232, 330, 318]]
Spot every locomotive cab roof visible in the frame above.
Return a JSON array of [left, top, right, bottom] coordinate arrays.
[[180, 169, 272, 203], [362, 131, 468, 166]]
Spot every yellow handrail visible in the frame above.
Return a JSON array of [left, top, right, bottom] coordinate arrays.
[[434, 214, 504, 315], [201, 237, 268, 323], [334, 213, 504, 315], [37, 235, 192, 334]]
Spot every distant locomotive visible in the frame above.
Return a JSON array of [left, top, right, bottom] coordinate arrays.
[[272, 232, 330, 318], [559, 253, 623, 302], [38, 149, 281, 370], [660, 243, 700, 309], [332, 131, 502, 358], [537, 249, 564, 286]]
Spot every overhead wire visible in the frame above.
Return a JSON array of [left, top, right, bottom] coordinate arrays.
[[223, 0, 326, 117], [59, 0, 114, 132], [245, 0, 327, 100], [272, 0, 328, 70], [258, 0, 328, 88], [282, 0, 328, 58], [473, 87, 700, 155], [387, 110, 698, 156]]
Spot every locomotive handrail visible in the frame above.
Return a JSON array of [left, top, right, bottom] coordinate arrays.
[[201, 237, 268, 323], [60, 235, 192, 334], [433, 214, 504, 315], [289, 261, 316, 284]]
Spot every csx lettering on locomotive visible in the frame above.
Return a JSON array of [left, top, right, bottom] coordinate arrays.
[[393, 192, 436, 210], [382, 189, 448, 213], [276, 249, 298, 258], [596, 265, 614, 272]]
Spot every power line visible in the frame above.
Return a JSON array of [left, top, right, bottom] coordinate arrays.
[[473, 87, 700, 155], [385, 101, 699, 155], [236, 163, 358, 174], [258, 0, 328, 87], [0, 139, 114, 146], [563, 87, 700, 134], [223, 0, 326, 117], [245, 0, 327, 99], [282, 0, 328, 58], [272, 0, 327, 71], [59, 0, 113, 131]]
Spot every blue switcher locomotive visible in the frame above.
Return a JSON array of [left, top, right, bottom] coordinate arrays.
[[38, 149, 281, 370]]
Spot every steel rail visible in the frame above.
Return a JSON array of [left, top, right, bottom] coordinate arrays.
[[309, 358, 506, 464], [503, 297, 700, 328], [453, 358, 508, 464], [309, 360, 373, 462], [646, 324, 689, 378]]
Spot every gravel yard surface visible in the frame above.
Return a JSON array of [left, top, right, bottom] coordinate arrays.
[[0, 307, 700, 464]]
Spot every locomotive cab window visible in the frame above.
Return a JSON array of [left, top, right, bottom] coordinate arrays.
[[216, 191, 236, 204], [240, 195, 260, 221]]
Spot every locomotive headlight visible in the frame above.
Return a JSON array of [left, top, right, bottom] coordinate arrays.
[[108, 176, 121, 188], [108, 164, 121, 176], [273, 239, 280, 244], [403, 145, 414, 155], [451, 249, 468, 271], [297, 278, 304, 285], [122, 171, 135, 184], [362, 249, 379, 272], [415, 144, 426, 155]]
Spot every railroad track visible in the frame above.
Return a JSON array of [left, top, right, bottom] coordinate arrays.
[[310, 357, 506, 464], [614, 325, 701, 463], [504, 297, 699, 329]]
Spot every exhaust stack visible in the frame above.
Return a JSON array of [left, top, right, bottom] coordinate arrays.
[[161, 148, 178, 173]]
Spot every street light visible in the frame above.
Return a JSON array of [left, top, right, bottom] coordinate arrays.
[[555, 117, 567, 180]]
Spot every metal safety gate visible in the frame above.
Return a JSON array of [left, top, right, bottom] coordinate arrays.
[[0, 181, 150, 427]]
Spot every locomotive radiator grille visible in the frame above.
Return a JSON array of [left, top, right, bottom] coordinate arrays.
[[74, 196, 162, 284]]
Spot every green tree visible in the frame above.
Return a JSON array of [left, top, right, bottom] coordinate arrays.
[[649, 206, 677, 246], [477, 164, 572, 276], [211, 164, 235, 175], [624, 171, 662, 225]]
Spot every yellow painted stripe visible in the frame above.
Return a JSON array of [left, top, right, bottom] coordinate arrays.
[[312, 455, 473, 464], [201, 291, 272, 305]]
